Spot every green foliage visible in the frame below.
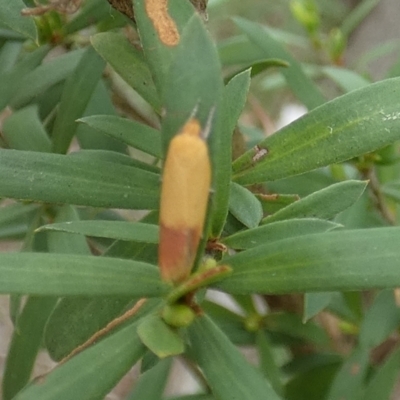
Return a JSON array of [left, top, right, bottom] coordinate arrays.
[[1, 0, 400, 399]]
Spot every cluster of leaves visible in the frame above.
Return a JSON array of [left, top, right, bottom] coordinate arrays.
[[1, 0, 400, 399]]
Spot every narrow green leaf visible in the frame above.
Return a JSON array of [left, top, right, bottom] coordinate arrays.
[[262, 180, 367, 224], [358, 290, 400, 349], [0, 150, 159, 210], [126, 358, 172, 400], [188, 315, 281, 400], [52, 46, 105, 154], [322, 66, 369, 93], [0, 1, 36, 40], [326, 347, 369, 400], [166, 395, 215, 400], [10, 49, 85, 109], [0, 41, 22, 73], [2, 105, 51, 152], [45, 297, 134, 361], [0, 203, 38, 227], [265, 313, 329, 346], [74, 80, 127, 153], [216, 227, 400, 294], [202, 301, 254, 345], [223, 218, 340, 250], [0, 45, 49, 111], [2, 297, 57, 400], [303, 292, 335, 322], [256, 331, 284, 396], [137, 315, 184, 358], [14, 318, 147, 400], [162, 14, 223, 152], [91, 32, 161, 111], [229, 183, 263, 229], [233, 77, 400, 185], [0, 253, 168, 296], [234, 17, 325, 110], [78, 115, 161, 158], [39, 220, 159, 243], [363, 345, 400, 400], [210, 70, 251, 237], [133, 0, 195, 92], [256, 193, 300, 215], [225, 59, 288, 83]]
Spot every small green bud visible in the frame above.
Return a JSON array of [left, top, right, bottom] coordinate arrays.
[[162, 303, 196, 328], [328, 28, 346, 65], [290, 0, 320, 35]]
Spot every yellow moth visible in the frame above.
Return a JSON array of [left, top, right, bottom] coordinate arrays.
[[159, 117, 211, 284]]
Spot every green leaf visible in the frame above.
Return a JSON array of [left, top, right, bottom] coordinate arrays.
[[166, 395, 215, 400], [52, 46, 105, 154], [202, 301, 254, 345], [14, 317, 147, 400], [0, 203, 38, 227], [358, 290, 400, 349], [0, 253, 168, 296], [210, 70, 251, 237], [2, 105, 51, 152], [0, 1, 36, 40], [126, 358, 172, 400], [188, 315, 281, 400], [229, 182, 263, 229], [91, 32, 161, 111], [362, 345, 400, 400], [0, 41, 23, 73], [78, 115, 161, 158], [233, 77, 400, 185], [74, 80, 127, 153], [133, 0, 195, 92], [225, 59, 288, 83], [2, 297, 57, 400], [265, 312, 329, 346], [0, 45, 49, 111], [256, 331, 284, 396], [285, 359, 340, 400], [262, 180, 367, 224], [223, 218, 340, 250], [10, 49, 85, 110], [234, 17, 325, 110], [137, 315, 184, 358], [0, 149, 159, 210], [322, 66, 370, 93], [303, 292, 334, 322], [326, 347, 369, 400], [216, 227, 400, 294], [45, 297, 134, 361], [70, 149, 159, 174], [38, 220, 159, 243], [162, 14, 223, 152]]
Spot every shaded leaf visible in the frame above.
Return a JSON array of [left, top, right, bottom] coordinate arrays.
[[38, 220, 159, 243], [79, 115, 161, 157], [91, 32, 161, 111], [188, 315, 281, 400], [0, 1, 36, 40], [52, 46, 105, 154], [210, 69, 251, 237], [234, 17, 325, 110]]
